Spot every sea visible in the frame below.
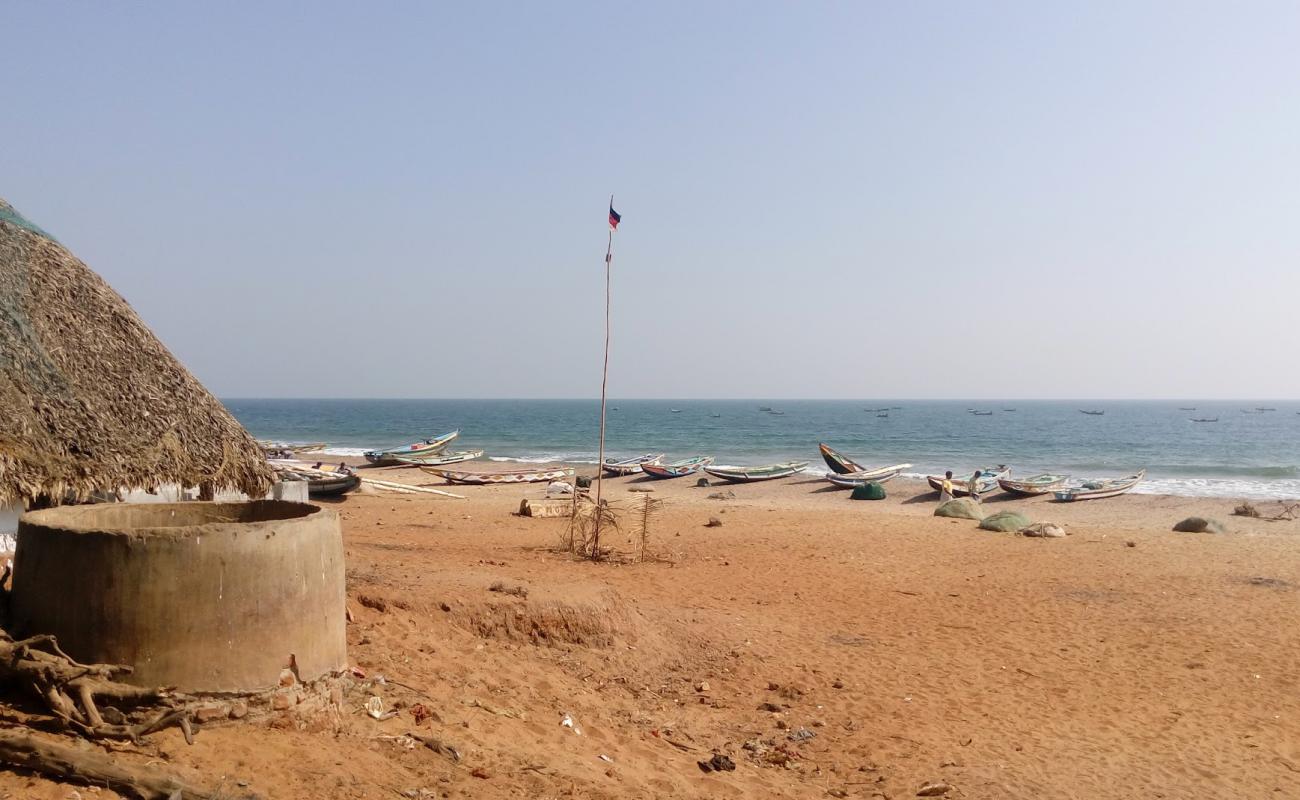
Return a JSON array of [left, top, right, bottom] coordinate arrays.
[[224, 399, 1300, 500]]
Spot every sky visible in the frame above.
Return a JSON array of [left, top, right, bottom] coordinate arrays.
[[4, 2, 1299, 400]]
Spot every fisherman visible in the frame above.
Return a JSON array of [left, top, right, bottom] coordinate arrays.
[[939, 470, 955, 503], [968, 470, 983, 502]]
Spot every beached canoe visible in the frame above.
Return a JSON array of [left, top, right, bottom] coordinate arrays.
[[819, 443, 866, 475], [601, 453, 665, 476], [419, 465, 575, 485], [1053, 469, 1145, 502], [640, 456, 715, 479], [307, 474, 362, 497], [392, 449, 485, 467], [364, 430, 459, 465], [703, 461, 809, 483], [824, 463, 913, 489], [997, 473, 1069, 496], [927, 465, 1009, 496]]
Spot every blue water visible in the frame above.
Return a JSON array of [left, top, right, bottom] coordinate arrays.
[[223, 399, 1300, 499]]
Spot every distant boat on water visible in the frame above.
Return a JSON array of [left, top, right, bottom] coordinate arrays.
[[1002, 408, 1017, 412], [1190, 417, 1218, 423], [1178, 407, 1196, 411], [710, 413, 721, 418], [670, 408, 683, 413], [1256, 407, 1277, 412], [758, 406, 773, 411], [1079, 410, 1105, 416], [971, 410, 993, 416]]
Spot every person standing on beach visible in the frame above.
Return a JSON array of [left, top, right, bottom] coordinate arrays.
[[968, 470, 982, 502], [939, 470, 955, 503]]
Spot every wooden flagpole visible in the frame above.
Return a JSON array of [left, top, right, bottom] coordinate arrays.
[[592, 194, 615, 558]]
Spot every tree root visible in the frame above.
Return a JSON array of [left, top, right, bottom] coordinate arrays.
[[0, 729, 219, 800], [0, 631, 192, 743]]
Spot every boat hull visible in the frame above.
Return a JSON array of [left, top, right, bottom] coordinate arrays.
[[640, 457, 715, 479], [1053, 470, 1145, 502], [365, 430, 460, 465], [703, 461, 809, 483], [392, 450, 485, 467], [600, 454, 665, 476], [819, 443, 865, 475], [421, 465, 575, 485], [307, 475, 361, 497], [824, 464, 912, 489], [997, 474, 1069, 496]]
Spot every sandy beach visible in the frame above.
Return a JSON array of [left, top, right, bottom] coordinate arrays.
[[4, 468, 1298, 800]]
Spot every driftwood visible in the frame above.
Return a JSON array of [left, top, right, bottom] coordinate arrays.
[[0, 730, 214, 800], [0, 631, 191, 743]]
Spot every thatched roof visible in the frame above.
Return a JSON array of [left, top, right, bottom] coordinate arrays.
[[0, 198, 273, 506]]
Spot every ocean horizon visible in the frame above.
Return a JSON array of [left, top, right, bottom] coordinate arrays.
[[225, 398, 1300, 500]]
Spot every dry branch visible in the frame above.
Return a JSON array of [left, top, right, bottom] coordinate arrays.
[[0, 729, 224, 800]]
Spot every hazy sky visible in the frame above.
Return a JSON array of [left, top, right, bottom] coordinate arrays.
[[5, 2, 1299, 399]]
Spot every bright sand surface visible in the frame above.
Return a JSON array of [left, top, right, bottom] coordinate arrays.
[[5, 466, 1300, 799]]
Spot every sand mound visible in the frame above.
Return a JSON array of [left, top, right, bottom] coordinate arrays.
[[454, 587, 646, 649]]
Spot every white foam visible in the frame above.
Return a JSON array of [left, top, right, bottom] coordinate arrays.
[[318, 447, 373, 457]]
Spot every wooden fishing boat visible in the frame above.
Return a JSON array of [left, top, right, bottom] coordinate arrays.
[[703, 461, 809, 483], [392, 449, 485, 467], [307, 474, 362, 497], [272, 464, 361, 497], [1053, 469, 1145, 502], [997, 473, 1069, 496], [364, 430, 459, 465], [824, 463, 913, 489], [420, 464, 575, 485], [601, 453, 664, 476], [927, 465, 1009, 496], [819, 443, 866, 475], [639, 456, 715, 479]]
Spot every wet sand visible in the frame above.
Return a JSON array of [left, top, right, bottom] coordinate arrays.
[[5, 468, 1299, 799]]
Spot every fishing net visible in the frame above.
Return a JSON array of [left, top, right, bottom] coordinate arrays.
[[850, 482, 886, 500], [978, 510, 1032, 532]]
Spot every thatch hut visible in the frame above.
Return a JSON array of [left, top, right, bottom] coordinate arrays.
[[0, 198, 272, 507]]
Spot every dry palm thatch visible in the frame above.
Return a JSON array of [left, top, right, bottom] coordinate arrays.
[[0, 198, 272, 506]]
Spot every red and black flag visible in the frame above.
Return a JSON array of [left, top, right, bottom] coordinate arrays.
[[608, 204, 621, 230]]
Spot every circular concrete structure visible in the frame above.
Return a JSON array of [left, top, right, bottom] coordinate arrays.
[[11, 500, 347, 692]]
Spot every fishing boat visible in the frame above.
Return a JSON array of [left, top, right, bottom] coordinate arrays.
[[670, 408, 683, 413], [971, 411, 993, 416], [1257, 407, 1277, 412], [1178, 407, 1196, 411], [307, 473, 362, 497], [768, 410, 785, 416], [1053, 469, 1145, 501], [759, 406, 773, 411], [273, 464, 362, 498], [927, 465, 1009, 496], [640, 456, 715, 479], [997, 473, 1069, 496], [824, 463, 913, 489], [600, 453, 664, 476], [420, 464, 575, 485], [876, 412, 888, 418], [819, 443, 866, 475], [364, 430, 459, 465], [1079, 410, 1105, 416], [703, 461, 809, 483], [392, 449, 485, 467], [1002, 408, 1017, 412], [1190, 417, 1218, 423]]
